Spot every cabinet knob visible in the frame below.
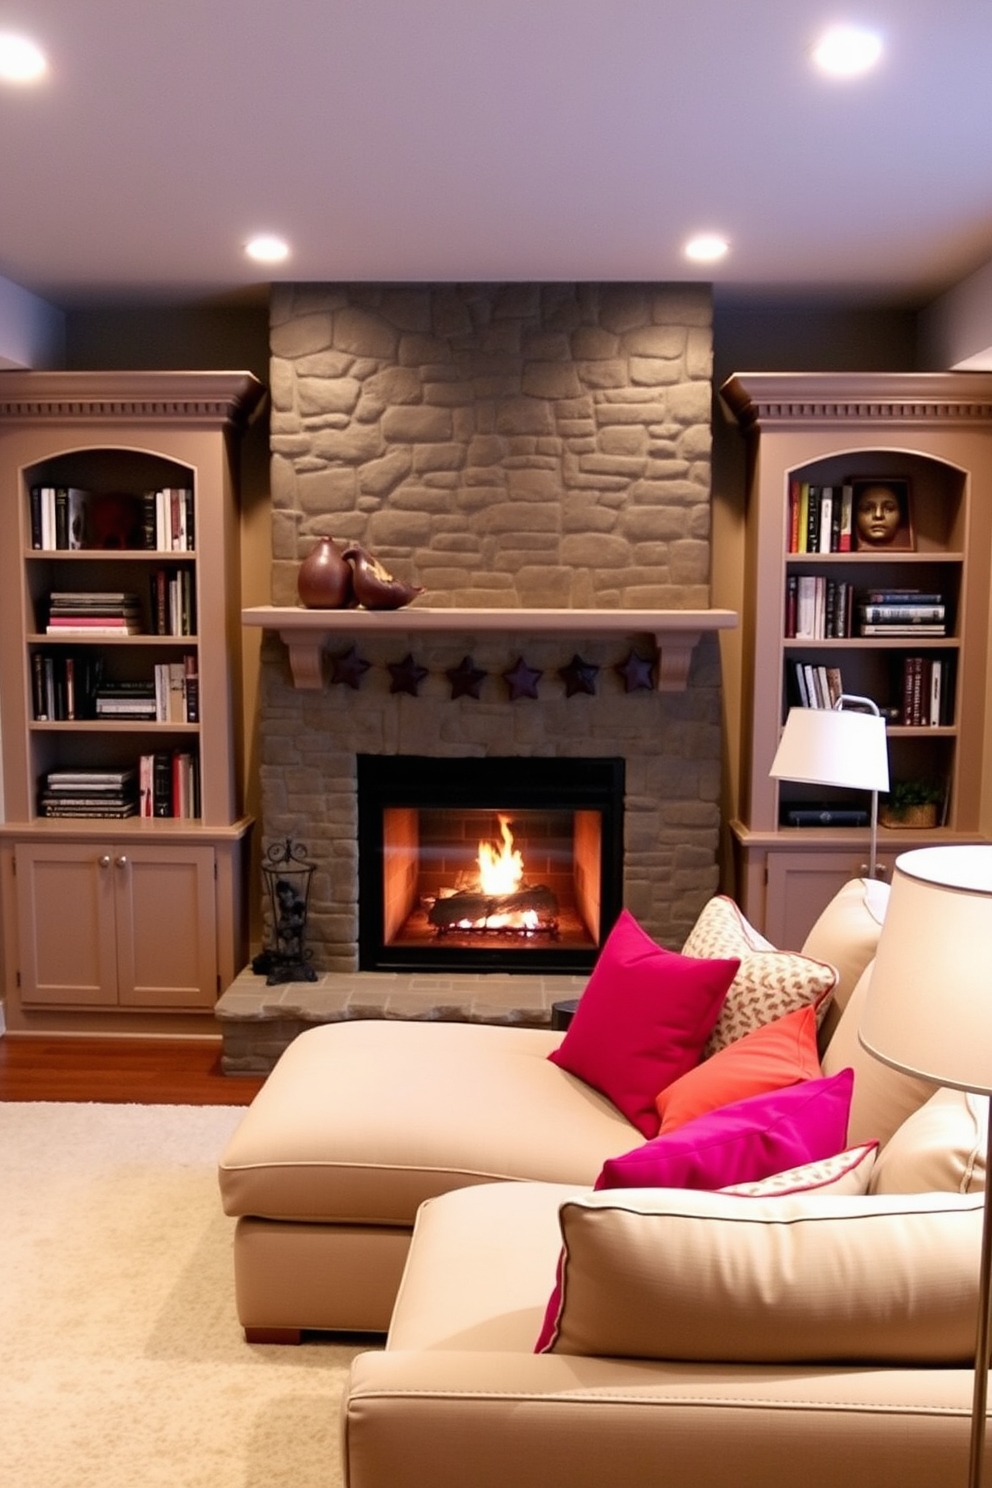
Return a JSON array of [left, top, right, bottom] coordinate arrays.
[[98, 854, 111, 868], [115, 855, 128, 869]]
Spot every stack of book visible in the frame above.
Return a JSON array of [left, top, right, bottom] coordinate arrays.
[[786, 659, 844, 710], [857, 589, 947, 638], [787, 481, 855, 554], [785, 574, 855, 638], [45, 592, 144, 635], [31, 652, 102, 721], [138, 750, 200, 818], [898, 655, 951, 726], [94, 681, 158, 720], [39, 767, 139, 818], [93, 658, 198, 723], [149, 567, 196, 636], [148, 488, 195, 552]]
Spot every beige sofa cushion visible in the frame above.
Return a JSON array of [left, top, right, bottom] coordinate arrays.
[[821, 963, 937, 1147], [537, 1187, 983, 1363], [871, 1087, 987, 1195], [802, 876, 889, 1036], [219, 1021, 637, 1226]]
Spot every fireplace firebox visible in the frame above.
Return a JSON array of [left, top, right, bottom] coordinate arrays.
[[357, 755, 625, 973]]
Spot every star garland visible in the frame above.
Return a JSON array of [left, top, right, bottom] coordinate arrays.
[[326, 648, 656, 697]]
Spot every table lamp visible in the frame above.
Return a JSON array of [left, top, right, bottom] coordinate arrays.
[[769, 694, 890, 878], [859, 844, 992, 1488]]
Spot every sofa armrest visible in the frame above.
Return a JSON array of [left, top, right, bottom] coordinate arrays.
[[343, 1350, 974, 1488]]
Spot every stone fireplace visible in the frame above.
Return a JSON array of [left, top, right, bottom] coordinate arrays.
[[221, 282, 727, 1068]]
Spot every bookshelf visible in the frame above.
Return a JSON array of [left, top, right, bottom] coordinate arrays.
[[0, 371, 264, 1032], [719, 372, 992, 946]]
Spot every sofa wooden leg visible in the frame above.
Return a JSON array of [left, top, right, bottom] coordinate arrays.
[[245, 1326, 302, 1345]]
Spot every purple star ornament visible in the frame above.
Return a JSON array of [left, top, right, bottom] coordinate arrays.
[[559, 653, 599, 697], [615, 650, 655, 693], [502, 656, 542, 700], [387, 653, 429, 696], [446, 655, 487, 700], [330, 645, 372, 689]]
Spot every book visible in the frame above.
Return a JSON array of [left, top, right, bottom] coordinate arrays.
[[860, 604, 945, 622], [817, 487, 833, 553], [863, 589, 944, 604], [29, 486, 43, 549], [797, 482, 809, 553], [183, 654, 199, 723], [784, 574, 798, 637], [837, 483, 854, 551], [805, 484, 820, 553], [795, 575, 816, 638], [785, 807, 869, 827], [860, 623, 946, 637], [153, 751, 173, 816]]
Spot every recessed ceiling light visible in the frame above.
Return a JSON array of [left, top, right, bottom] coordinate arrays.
[[245, 234, 290, 265], [0, 31, 47, 83], [811, 24, 883, 77], [684, 234, 729, 265]]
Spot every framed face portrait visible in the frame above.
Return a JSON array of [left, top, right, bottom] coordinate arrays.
[[851, 477, 914, 551]]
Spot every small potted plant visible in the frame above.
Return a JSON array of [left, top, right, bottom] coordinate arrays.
[[879, 778, 944, 829]]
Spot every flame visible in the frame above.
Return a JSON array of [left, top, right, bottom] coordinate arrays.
[[477, 814, 524, 896]]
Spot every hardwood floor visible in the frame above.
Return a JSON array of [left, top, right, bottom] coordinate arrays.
[[0, 1035, 265, 1105]]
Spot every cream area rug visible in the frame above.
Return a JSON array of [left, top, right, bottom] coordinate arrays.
[[0, 1101, 365, 1488]]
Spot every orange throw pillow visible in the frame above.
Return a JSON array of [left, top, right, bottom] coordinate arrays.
[[655, 1004, 821, 1134]]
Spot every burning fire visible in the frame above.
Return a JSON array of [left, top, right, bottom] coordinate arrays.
[[477, 814, 524, 896], [426, 812, 557, 939]]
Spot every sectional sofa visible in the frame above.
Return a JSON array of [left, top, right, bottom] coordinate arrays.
[[219, 879, 987, 1486]]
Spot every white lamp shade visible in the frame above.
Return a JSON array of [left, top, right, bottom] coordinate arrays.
[[769, 706, 890, 793], [859, 844, 992, 1094]]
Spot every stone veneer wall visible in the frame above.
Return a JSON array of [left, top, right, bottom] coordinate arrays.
[[258, 283, 723, 968]]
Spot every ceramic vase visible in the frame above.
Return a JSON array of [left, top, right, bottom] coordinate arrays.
[[297, 535, 353, 609]]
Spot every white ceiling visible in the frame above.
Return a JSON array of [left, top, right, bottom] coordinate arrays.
[[1, 1, 991, 311]]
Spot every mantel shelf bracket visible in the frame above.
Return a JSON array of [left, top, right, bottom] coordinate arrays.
[[245, 607, 737, 693]]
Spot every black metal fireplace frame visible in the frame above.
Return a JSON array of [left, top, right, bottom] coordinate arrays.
[[356, 754, 625, 974]]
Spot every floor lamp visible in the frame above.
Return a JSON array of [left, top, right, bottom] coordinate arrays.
[[769, 694, 890, 879], [859, 844, 992, 1488]]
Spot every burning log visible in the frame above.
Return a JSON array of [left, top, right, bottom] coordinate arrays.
[[428, 883, 560, 934]]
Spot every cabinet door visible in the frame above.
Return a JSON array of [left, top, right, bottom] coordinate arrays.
[[763, 849, 898, 948], [113, 843, 217, 1009], [15, 842, 118, 1006]]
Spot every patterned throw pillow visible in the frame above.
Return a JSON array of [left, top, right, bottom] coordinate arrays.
[[720, 1141, 878, 1197], [682, 896, 838, 1058]]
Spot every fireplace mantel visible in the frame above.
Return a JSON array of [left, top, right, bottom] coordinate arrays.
[[242, 605, 737, 691]]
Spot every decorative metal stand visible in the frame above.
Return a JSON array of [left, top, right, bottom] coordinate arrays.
[[251, 838, 319, 984]]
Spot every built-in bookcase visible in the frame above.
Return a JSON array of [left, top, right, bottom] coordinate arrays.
[[0, 371, 264, 1032], [719, 372, 992, 946]]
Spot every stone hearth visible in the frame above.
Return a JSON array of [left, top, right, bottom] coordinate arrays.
[[217, 967, 587, 1074]]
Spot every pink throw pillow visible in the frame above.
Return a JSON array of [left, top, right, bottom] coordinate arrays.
[[595, 1069, 854, 1192], [549, 909, 739, 1137]]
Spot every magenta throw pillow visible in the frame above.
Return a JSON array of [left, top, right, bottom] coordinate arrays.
[[548, 908, 739, 1137], [594, 1068, 854, 1192]]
